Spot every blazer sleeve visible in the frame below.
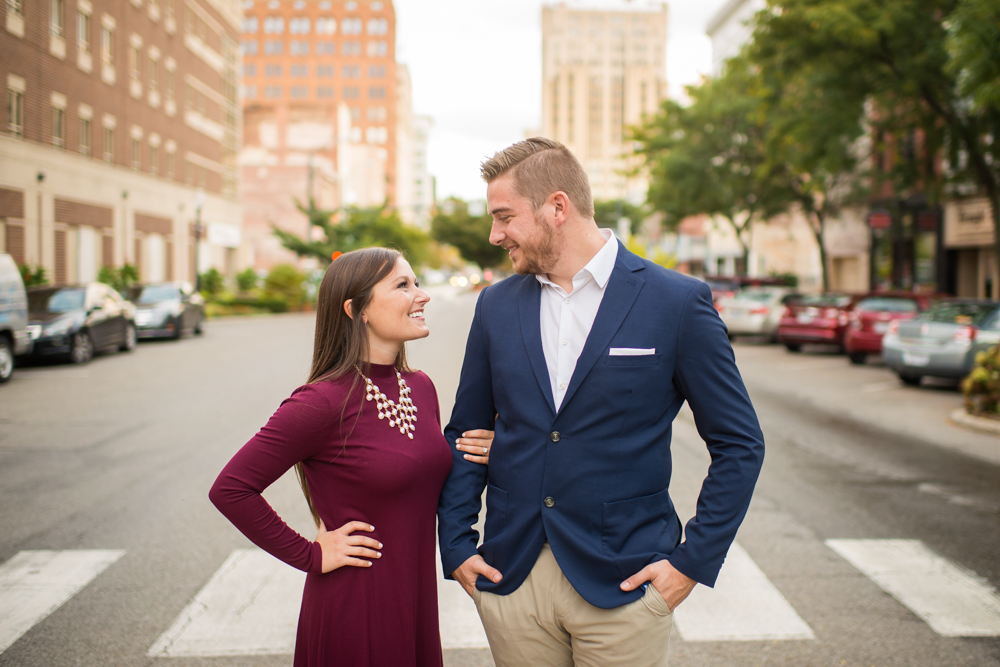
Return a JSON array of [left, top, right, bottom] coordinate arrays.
[[209, 383, 330, 574], [437, 289, 495, 579], [668, 281, 765, 586]]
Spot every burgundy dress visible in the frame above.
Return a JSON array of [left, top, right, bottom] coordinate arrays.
[[209, 363, 453, 667]]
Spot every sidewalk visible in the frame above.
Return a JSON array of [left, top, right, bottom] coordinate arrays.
[[732, 342, 1000, 466]]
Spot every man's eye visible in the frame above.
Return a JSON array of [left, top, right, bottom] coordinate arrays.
[[398, 281, 408, 288]]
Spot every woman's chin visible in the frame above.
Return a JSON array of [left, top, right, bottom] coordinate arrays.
[[407, 321, 430, 340]]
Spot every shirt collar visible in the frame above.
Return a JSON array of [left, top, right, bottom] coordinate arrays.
[[537, 227, 619, 292]]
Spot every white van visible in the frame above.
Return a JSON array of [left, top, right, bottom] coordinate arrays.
[[0, 252, 30, 382]]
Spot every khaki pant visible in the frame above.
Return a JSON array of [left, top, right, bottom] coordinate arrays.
[[473, 544, 673, 667]]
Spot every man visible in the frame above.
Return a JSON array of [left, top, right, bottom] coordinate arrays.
[[439, 137, 764, 666]]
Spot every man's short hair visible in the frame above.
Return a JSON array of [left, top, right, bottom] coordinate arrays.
[[480, 137, 594, 218]]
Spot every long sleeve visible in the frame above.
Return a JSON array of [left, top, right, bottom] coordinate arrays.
[[668, 281, 765, 586], [209, 383, 333, 574], [437, 290, 495, 579]]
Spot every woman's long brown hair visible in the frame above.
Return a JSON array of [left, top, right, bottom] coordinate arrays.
[[295, 247, 410, 527]]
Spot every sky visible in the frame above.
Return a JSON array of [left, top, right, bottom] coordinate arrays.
[[394, 0, 730, 202]]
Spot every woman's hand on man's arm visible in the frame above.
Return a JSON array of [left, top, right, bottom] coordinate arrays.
[[455, 429, 493, 465]]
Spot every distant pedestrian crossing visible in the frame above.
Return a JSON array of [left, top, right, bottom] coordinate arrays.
[[2, 540, 999, 658]]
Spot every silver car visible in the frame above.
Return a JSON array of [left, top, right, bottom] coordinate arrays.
[[718, 287, 799, 342], [0, 252, 31, 383], [882, 299, 1000, 385]]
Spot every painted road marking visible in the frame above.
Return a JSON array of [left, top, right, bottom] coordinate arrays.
[[673, 542, 815, 641], [827, 539, 1000, 637], [148, 549, 303, 657], [0, 550, 124, 654]]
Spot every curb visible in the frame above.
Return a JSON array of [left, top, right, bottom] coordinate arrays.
[[949, 408, 1000, 437]]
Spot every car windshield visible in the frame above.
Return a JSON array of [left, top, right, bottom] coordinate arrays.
[[798, 294, 853, 308], [137, 284, 179, 304], [733, 290, 778, 303], [916, 302, 997, 325], [857, 297, 918, 313], [28, 288, 86, 313]]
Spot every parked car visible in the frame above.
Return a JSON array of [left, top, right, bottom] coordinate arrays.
[[22, 283, 137, 364], [843, 293, 938, 365], [125, 282, 205, 340], [0, 252, 31, 382], [777, 292, 859, 352], [882, 299, 1000, 385], [717, 287, 801, 342], [702, 274, 793, 307]]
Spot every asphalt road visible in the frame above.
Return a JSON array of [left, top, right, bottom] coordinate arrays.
[[1, 286, 998, 666]]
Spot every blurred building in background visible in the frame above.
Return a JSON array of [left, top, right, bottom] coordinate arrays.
[[540, 1, 667, 203], [394, 63, 432, 229], [0, 0, 245, 285], [239, 0, 402, 270]]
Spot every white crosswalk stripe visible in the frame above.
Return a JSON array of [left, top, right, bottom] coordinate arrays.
[[827, 538, 1000, 637], [673, 542, 815, 641], [0, 550, 124, 654]]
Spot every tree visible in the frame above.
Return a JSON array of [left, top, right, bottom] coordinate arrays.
[[274, 198, 430, 268], [430, 198, 507, 270], [632, 62, 794, 273], [753, 0, 1000, 294], [593, 199, 644, 235]]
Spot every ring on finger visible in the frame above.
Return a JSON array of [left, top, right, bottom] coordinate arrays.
[[482, 446, 488, 454]]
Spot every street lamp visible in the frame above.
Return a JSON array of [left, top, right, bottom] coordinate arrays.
[[193, 188, 205, 291]]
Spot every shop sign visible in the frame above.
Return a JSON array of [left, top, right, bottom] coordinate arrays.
[[207, 222, 242, 248], [868, 210, 893, 229], [944, 197, 994, 248]]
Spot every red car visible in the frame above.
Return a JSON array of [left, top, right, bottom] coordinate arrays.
[[843, 293, 938, 365], [777, 293, 859, 352]]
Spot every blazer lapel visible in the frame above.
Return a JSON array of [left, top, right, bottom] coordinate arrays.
[[518, 277, 557, 415], [559, 247, 645, 412]]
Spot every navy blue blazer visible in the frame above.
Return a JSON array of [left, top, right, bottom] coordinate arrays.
[[437, 243, 765, 609]]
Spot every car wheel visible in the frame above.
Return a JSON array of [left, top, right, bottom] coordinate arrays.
[[70, 331, 94, 364], [172, 317, 183, 340], [898, 372, 922, 386], [194, 313, 204, 335], [785, 343, 802, 353], [120, 323, 137, 352], [0, 337, 13, 383], [848, 352, 867, 365]]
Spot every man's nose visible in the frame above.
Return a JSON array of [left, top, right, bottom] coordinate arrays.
[[489, 221, 504, 247]]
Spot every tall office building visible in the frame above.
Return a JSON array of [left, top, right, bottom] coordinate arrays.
[[239, 0, 397, 269], [0, 0, 244, 285], [541, 1, 667, 202]]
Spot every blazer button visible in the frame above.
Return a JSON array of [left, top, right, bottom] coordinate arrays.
[[550, 431, 561, 443], [543, 496, 555, 508]]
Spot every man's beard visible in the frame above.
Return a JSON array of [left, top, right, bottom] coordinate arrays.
[[512, 211, 560, 276]]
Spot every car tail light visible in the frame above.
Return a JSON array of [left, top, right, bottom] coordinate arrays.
[[838, 312, 849, 326], [954, 325, 977, 345], [823, 308, 838, 319], [782, 307, 793, 318], [750, 307, 768, 315]]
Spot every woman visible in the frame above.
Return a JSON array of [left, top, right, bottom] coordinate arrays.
[[209, 248, 492, 666]]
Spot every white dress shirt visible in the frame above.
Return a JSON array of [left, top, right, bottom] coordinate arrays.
[[536, 228, 619, 411]]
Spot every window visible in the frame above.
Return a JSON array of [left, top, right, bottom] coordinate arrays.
[[291, 86, 307, 98], [165, 68, 174, 97], [245, 84, 257, 98], [263, 39, 283, 54], [263, 16, 283, 33], [341, 17, 361, 34], [77, 11, 90, 52], [52, 107, 64, 147], [316, 65, 333, 77], [289, 17, 309, 33], [79, 118, 91, 155], [130, 44, 140, 79], [242, 39, 257, 55], [166, 150, 174, 179], [149, 56, 158, 89], [290, 40, 309, 55], [149, 145, 158, 175], [342, 41, 360, 55], [243, 64, 256, 76], [131, 138, 140, 170], [368, 86, 384, 99], [315, 41, 334, 54], [366, 18, 387, 35], [265, 64, 282, 76], [7, 90, 23, 137], [343, 86, 358, 99], [316, 86, 333, 98], [50, 0, 64, 37], [367, 106, 385, 121], [184, 159, 193, 184], [101, 26, 114, 65], [9, 0, 23, 16], [366, 40, 386, 56], [291, 64, 307, 77], [197, 166, 206, 188], [368, 65, 384, 78], [243, 16, 257, 33], [264, 85, 281, 98], [342, 65, 358, 78], [315, 17, 336, 34], [103, 127, 114, 162]]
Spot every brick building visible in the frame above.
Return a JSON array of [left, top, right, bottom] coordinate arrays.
[[0, 0, 244, 286], [239, 0, 398, 270]]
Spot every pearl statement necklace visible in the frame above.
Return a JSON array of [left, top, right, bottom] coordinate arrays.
[[359, 367, 418, 439]]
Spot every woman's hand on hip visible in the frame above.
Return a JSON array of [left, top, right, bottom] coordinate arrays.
[[315, 520, 382, 573], [456, 429, 494, 465]]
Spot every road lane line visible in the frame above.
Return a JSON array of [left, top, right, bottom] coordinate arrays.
[[148, 549, 303, 657], [672, 542, 815, 641], [826, 539, 1000, 636], [0, 550, 125, 654]]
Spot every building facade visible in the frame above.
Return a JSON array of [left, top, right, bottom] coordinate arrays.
[[541, 1, 667, 203], [1, 0, 244, 286], [239, 0, 397, 269]]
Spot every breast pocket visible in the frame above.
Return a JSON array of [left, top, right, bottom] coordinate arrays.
[[606, 353, 662, 367]]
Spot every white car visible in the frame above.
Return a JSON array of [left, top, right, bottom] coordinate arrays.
[[718, 287, 800, 342], [0, 252, 31, 382]]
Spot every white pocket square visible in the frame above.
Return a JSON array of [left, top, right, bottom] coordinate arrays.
[[609, 347, 656, 356]]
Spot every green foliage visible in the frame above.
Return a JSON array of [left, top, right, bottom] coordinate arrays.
[[946, 0, 1000, 114], [962, 345, 1000, 417], [274, 199, 430, 268], [593, 199, 644, 235], [97, 263, 139, 292], [768, 271, 800, 288], [263, 264, 307, 311], [18, 264, 48, 287], [430, 199, 507, 270], [199, 268, 225, 296], [236, 267, 259, 292]]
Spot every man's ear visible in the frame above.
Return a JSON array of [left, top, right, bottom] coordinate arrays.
[[343, 299, 354, 320], [550, 191, 570, 226]]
